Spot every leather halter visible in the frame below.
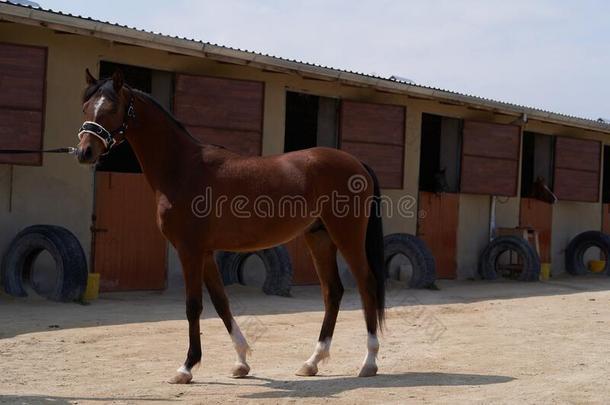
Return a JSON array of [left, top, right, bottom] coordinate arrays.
[[78, 94, 136, 151]]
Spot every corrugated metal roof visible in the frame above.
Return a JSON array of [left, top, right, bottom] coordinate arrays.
[[1, 0, 609, 134]]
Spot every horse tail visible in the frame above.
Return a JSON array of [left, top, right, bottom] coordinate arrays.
[[361, 162, 386, 330]]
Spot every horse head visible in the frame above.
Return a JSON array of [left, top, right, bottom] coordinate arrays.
[[76, 69, 134, 164], [532, 176, 558, 204]]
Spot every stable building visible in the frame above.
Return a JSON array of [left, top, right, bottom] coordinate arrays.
[[1, 1, 609, 294]]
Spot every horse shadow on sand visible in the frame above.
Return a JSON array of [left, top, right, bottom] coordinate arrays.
[[201, 371, 515, 400]]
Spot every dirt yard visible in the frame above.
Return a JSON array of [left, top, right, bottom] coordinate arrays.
[[2, 276, 610, 404]]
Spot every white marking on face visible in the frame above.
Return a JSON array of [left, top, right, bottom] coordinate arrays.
[[93, 96, 106, 118], [230, 319, 250, 364], [362, 333, 379, 367], [305, 337, 332, 367]]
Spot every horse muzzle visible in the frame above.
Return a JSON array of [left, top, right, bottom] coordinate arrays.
[[76, 145, 96, 164]]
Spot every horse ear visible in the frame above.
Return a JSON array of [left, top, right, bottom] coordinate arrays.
[[85, 68, 97, 85], [112, 69, 124, 93]]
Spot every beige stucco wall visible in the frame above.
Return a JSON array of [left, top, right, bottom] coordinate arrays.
[[1, 22, 608, 285], [550, 202, 602, 274], [456, 194, 490, 278]]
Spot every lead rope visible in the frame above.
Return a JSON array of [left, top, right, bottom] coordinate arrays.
[[0, 147, 77, 155]]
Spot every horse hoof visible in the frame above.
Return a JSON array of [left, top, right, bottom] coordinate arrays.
[[358, 364, 378, 377], [231, 363, 250, 378], [295, 362, 318, 377], [168, 371, 192, 384]]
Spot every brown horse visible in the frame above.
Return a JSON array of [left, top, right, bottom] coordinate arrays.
[[76, 69, 385, 383], [532, 176, 558, 204]]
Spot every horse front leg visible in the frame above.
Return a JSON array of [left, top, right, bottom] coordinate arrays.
[[169, 247, 203, 384], [203, 253, 251, 378]]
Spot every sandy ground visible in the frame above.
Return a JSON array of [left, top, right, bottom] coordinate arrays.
[[2, 276, 610, 404]]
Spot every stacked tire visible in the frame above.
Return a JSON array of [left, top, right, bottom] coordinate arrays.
[[216, 246, 293, 297], [383, 233, 436, 289], [478, 235, 540, 281], [1, 225, 88, 302], [565, 231, 610, 275]]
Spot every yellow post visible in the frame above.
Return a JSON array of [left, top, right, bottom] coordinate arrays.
[[540, 263, 551, 281], [83, 273, 100, 301]]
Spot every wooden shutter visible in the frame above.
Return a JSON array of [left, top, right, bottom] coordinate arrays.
[[0, 43, 47, 165], [553, 137, 600, 202], [173, 75, 264, 156], [460, 121, 520, 196], [339, 100, 405, 189]]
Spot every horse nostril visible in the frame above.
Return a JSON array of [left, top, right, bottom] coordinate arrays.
[[83, 146, 93, 160]]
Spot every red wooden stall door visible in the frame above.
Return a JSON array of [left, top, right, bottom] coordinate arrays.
[[93, 172, 167, 291], [417, 191, 459, 279], [519, 198, 553, 263]]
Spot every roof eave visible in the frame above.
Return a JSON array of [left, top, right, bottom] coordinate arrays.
[[1, 2, 609, 135]]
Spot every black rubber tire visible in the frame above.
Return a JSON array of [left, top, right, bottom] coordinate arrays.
[[383, 233, 436, 289], [217, 246, 293, 296], [214, 251, 238, 285], [1, 225, 88, 302], [478, 235, 540, 281], [565, 231, 610, 275]]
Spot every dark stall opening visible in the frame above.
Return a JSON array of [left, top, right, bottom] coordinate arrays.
[[284, 91, 338, 152], [419, 113, 461, 193], [520, 131, 555, 198]]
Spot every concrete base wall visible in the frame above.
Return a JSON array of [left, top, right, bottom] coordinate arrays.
[[456, 194, 490, 279], [551, 201, 602, 275]]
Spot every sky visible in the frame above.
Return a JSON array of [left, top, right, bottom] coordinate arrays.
[[32, 0, 610, 121]]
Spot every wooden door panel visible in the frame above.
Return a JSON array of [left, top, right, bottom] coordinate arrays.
[[339, 100, 405, 189], [0, 43, 46, 110], [339, 141, 404, 189], [340, 101, 405, 145], [462, 121, 520, 159], [187, 126, 261, 156], [553, 137, 601, 202], [519, 198, 552, 262], [553, 168, 599, 202], [174, 74, 264, 156], [94, 172, 167, 291], [174, 75, 263, 131], [0, 109, 43, 165], [0, 43, 46, 165], [555, 137, 600, 172], [460, 156, 519, 196], [460, 120, 520, 196], [417, 191, 458, 279], [285, 235, 318, 285], [603, 204, 610, 235]]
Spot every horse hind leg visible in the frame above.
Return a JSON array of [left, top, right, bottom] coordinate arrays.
[[296, 227, 344, 377], [323, 219, 381, 378], [203, 253, 251, 378]]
